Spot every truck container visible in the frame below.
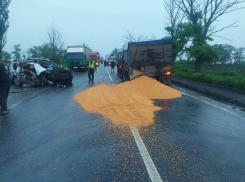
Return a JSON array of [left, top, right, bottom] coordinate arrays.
[[118, 39, 173, 84], [67, 45, 91, 71], [90, 51, 100, 67]]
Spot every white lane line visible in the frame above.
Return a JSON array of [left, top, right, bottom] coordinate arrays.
[[183, 92, 245, 120], [8, 87, 50, 110], [129, 125, 163, 182], [106, 67, 162, 181], [105, 67, 113, 82]]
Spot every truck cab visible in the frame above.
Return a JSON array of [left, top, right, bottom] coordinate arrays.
[[90, 51, 100, 67], [67, 46, 90, 71]]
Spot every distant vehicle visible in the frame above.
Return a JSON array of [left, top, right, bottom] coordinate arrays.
[[105, 54, 116, 66], [117, 39, 173, 84], [17, 58, 73, 86], [67, 45, 91, 71], [99, 57, 104, 64], [8, 60, 22, 86], [90, 51, 100, 67]]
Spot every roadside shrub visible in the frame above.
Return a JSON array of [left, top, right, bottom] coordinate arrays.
[[173, 65, 245, 90]]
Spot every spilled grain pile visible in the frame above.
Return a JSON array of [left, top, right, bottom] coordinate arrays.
[[74, 76, 182, 127]]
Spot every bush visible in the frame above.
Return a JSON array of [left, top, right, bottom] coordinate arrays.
[[173, 65, 245, 90]]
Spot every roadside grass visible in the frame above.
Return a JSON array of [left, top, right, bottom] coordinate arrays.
[[173, 65, 245, 91]]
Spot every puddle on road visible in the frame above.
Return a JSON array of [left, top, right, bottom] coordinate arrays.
[[74, 76, 182, 127]]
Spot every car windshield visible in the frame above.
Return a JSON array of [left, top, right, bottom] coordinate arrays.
[[90, 56, 97, 60], [44, 61, 58, 70]]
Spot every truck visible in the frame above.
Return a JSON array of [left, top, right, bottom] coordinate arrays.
[[90, 51, 100, 67], [117, 39, 173, 84], [99, 57, 104, 64], [105, 54, 116, 66], [67, 45, 91, 71]]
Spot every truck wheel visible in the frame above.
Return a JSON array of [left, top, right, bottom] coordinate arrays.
[[159, 76, 164, 83], [123, 72, 129, 82], [40, 75, 48, 87], [163, 77, 171, 85]]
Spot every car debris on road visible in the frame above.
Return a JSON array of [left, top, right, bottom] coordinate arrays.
[[9, 58, 73, 87]]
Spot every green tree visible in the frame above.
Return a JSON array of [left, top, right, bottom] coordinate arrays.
[[12, 44, 21, 60], [177, 0, 244, 72], [60, 49, 67, 63], [233, 47, 245, 64], [0, 0, 11, 59], [213, 44, 235, 64], [111, 48, 118, 60], [27, 46, 42, 58], [47, 24, 64, 64], [189, 42, 218, 65], [1, 50, 11, 62], [164, 22, 193, 62], [163, 0, 193, 62]]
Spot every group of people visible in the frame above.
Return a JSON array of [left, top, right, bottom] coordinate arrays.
[[0, 62, 11, 115], [88, 59, 116, 83]]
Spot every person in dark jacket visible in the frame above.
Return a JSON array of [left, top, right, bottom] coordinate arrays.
[[0, 62, 11, 115], [110, 60, 115, 73]]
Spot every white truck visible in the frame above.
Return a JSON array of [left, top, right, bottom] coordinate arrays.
[[105, 54, 116, 66]]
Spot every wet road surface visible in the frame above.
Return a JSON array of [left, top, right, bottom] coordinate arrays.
[[0, 65, 245, 181]]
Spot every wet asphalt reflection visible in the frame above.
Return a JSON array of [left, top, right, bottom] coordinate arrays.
[[0, 65, 245, 181]]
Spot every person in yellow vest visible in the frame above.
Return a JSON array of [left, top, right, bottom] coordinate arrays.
[[88, 59, 96, 83]]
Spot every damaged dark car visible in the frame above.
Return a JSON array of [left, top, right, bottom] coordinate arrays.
[[17, 58, 73, 86]]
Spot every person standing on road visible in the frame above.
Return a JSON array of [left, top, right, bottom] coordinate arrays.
[[111, 60, 115, 73], [88, 59, 96, 83], [0, 62, 11, 115]]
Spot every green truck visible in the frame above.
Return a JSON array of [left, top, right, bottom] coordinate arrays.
[[67, 45, 91, 71]]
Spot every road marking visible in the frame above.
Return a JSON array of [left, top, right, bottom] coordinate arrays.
[[106, 67, 113, 82], [183, 92, 245, 120], [8, 87, 50, 110], [129, 125, 163, 182], [106, 67, 162, 181]]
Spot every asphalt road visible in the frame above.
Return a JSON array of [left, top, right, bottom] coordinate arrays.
[[0, 65, 245, 182]]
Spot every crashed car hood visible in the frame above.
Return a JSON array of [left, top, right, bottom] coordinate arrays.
[[33, 63, 46, 75]]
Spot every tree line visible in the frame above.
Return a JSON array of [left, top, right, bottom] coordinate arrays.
[[1, 24, 66, 65], [0, 0, 66, 64], [163, 0, 245, 72]]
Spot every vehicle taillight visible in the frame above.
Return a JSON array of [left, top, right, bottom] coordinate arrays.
[[165, 71, 171, 75], [119, 65, 122, 68]]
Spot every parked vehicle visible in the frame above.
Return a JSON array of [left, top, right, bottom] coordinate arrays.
[[117, 39, 173, 84], [67, 45, 91, 71], [90, 51, 100, 67], [8, 60, 22, 86], [17, 58, 73, 86], [117, 49, 124, 76]]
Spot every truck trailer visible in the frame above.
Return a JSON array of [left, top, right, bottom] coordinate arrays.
[[90, 51, 100, 67], [67, 45, 91, 71], [117, 39, 173, 84]]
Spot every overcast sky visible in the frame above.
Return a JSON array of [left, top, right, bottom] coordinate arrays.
[[4, 0, 245, 58]]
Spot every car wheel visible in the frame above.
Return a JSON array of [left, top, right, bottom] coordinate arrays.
[[40, 75, 48, 87], [13, 76, 23, 86]]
